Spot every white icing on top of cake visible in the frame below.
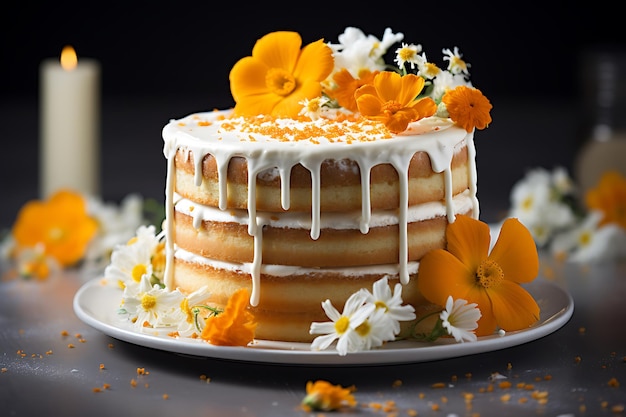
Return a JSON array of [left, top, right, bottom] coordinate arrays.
[[162, 109, 479, 306]]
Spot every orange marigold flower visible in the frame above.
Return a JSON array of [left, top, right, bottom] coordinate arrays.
[[11, 189, 98, 268], [442, 85, 493, 132], [200, 288, 257, 346], [324, 68, 378, 113], [417, 215, 540, 336], [301, 380, 357, 412], [355, 71, 437, 133], [585, 170, 626, 229], [229, 31, 334, 119]]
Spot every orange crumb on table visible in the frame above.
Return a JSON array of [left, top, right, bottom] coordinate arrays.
[[45, 350, 52, 355], [67, 344, 75, 349], [608, 377, 620, 387], [611, 404, 625, 413], [392, 379, 402, 387], [130, 378, 137, 387], [162, 394, 169, 400], [60, 330, 69, 337], [108, 343, 114, 349], [500, 394, 511, 402], [1, 368, 7, 373], [431, 382, 446, 389], [499, 381, 512, 389], [575, 356, 582, 364], [99, 363, 105, 370]]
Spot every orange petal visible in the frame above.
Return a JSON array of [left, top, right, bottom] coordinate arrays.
[[355, 86, 383, 117], [229, 57, 272, 103], [373, 71, 404, 103], [462, 285, 498, 336], [293, 38, 334, 84], [446, 215, 490, 273], [488, 280, 540, 331], [252, 31, 302, 72], [408, 97, 437, 119], [489, 218, 539, 284], [398, 74, 425, 105], [417, 249, 474, 306]]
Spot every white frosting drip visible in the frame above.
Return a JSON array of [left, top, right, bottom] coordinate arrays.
[[162, 110, 478, 307]]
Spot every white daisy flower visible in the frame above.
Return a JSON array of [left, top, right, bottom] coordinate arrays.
[[122, 274, 185, 330], [359, 276, 415, 335], [551, 211, 626, 262], [309, 291, 375, 356], [442, 46, 470, 75], [174, 285, 213, 337], [353, 307, 395, 351], [298, 96, 330, 121], [83, 194, 145, 271], [103, 225, 161, 289], [416, 53, 441, 80], [440, 296, 481, 343], [394, 42, 423, 70]]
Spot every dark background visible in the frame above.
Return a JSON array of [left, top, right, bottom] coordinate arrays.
[[1, 1, 625, 228]]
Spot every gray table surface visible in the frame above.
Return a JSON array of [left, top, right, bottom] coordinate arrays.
[[1, 254, 625, 417], [1, 96, 624, 416]]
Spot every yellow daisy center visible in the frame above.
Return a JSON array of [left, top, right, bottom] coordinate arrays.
[[131, 264, 148, 282], [355, 321, 371, 337], [141, 294, 156, 310], [265, 68, 296, 96], [334, 316, 350, 335], [375, 300, 388, 311], [476, 259, 504, 288]]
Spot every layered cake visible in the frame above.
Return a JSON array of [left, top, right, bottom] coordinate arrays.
[[160, 28, 492, 342]]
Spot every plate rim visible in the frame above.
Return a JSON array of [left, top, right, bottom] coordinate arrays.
[[73, 278, 574, 366]]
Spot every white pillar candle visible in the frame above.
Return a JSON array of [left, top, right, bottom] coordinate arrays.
[[40, 45, 100, 198]]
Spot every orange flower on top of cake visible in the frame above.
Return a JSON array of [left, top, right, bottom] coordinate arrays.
[[229, 31, 334, 118], [354, 72, 437, 133], [417, 215, 540, 337]]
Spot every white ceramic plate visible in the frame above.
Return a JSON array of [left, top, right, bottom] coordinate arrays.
[[73, 279, 573, 366]]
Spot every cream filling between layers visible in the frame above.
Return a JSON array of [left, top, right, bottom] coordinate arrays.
[[173, 189, 475, 230]]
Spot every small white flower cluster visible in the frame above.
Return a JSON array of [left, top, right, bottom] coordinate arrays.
[[104, 224, 212, 336], [508, 166, 626, 262], [309, 276, 482, 355], [83, 194, 146, 273], [328, 27, 472, 102]]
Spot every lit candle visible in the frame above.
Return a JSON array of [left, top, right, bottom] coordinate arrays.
[[40, 45, 100, 198]]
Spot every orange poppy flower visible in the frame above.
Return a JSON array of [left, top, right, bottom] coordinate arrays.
[[200, 288, 257, 346], [585, 170, 626, 229], [324, 68, 378, 113], [11, 189, 98, 267], [229, 31, 334, 118], [442, 85, 493, 132], [417, 215, 540, 336], [355, 71, 437, 133]]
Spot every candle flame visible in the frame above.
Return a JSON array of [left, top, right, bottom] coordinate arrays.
[[60, 46, 78, 71]]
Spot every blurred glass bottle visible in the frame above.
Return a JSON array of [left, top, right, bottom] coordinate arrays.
[[575, 47, 626, 194]]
